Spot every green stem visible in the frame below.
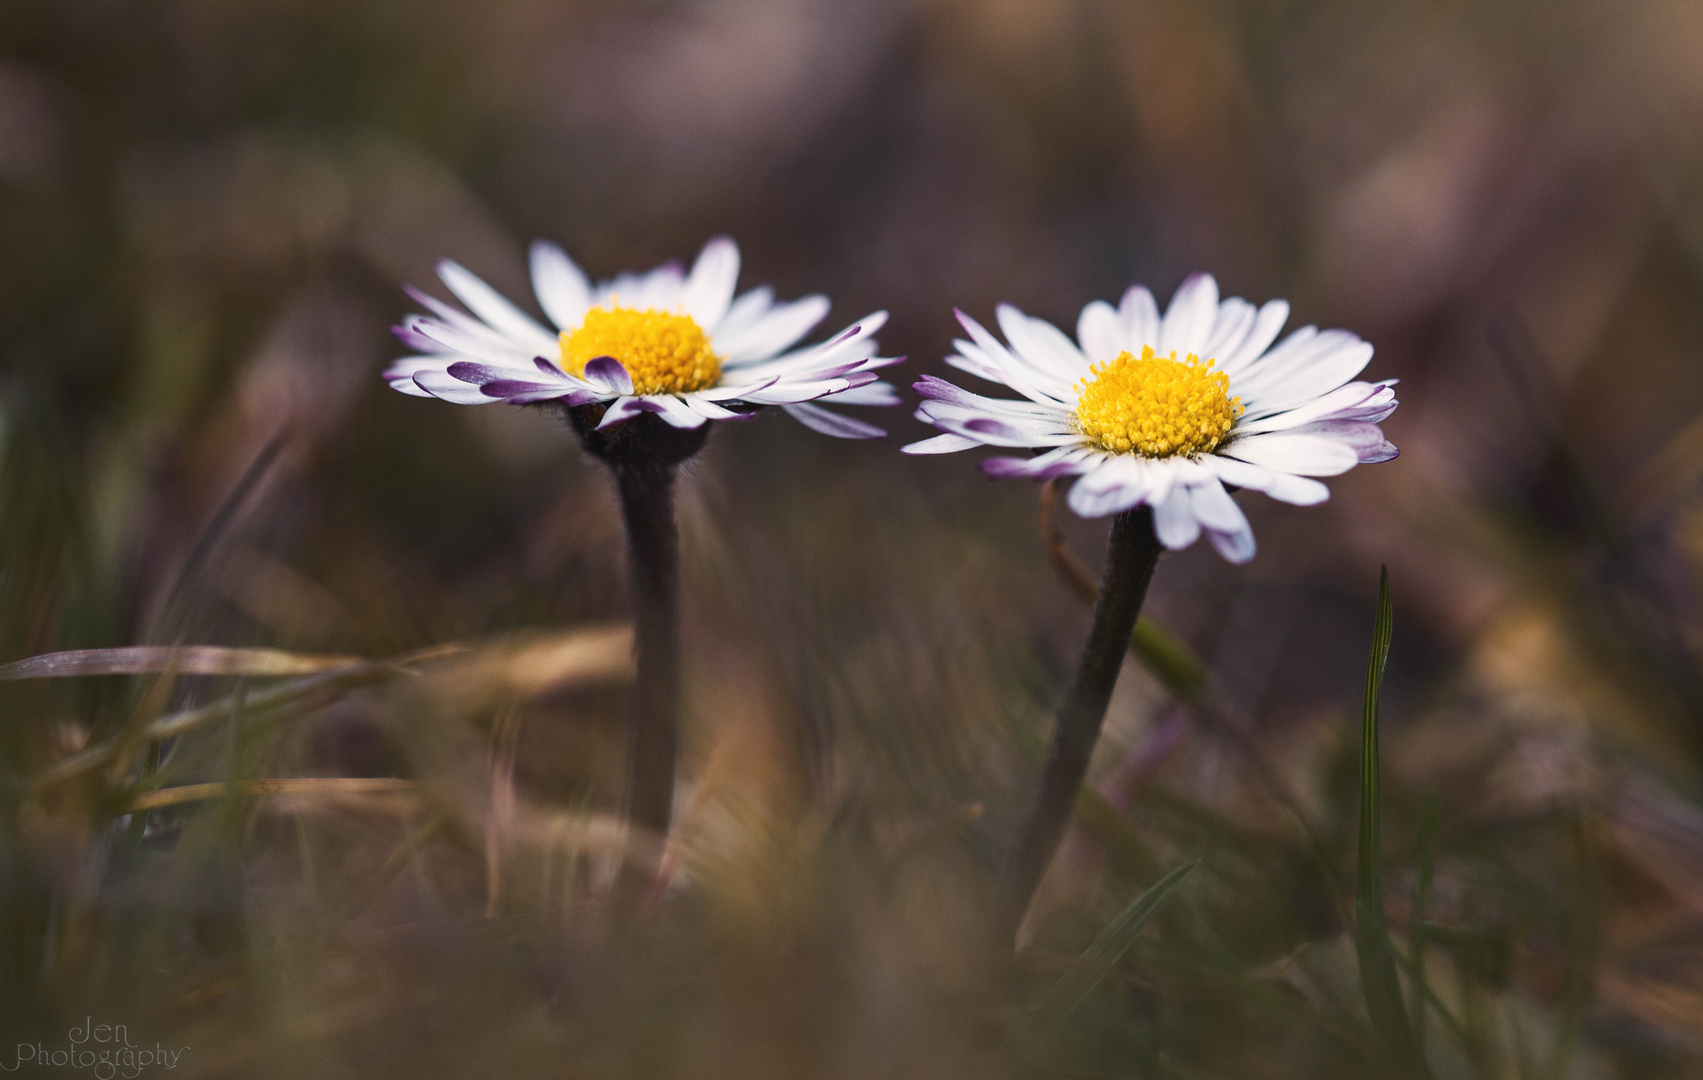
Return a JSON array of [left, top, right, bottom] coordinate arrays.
[[1001, 507, 1161, 940]]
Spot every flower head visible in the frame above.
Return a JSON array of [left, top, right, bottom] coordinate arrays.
[[387, 237, 901, 439], [904, 274, 1398, 563]]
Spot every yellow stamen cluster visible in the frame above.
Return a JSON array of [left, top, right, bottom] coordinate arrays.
[[560, 307, 722, 395], [1072, 346, 1242, 457]]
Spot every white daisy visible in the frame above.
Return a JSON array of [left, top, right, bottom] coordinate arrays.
[[386, 236, 902, 439], [903, 274, 1398, 563]]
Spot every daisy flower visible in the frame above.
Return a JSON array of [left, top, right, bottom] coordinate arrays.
[[386, 235, 901, 439], [384, 236, 902, 838], [904, 274, 1398, 563]]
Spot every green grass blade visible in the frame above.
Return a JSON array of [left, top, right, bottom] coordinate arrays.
[[1408, 790, 1439, 1043], [1356, 568, 1430, 1076], [1034, 860, 1198, 1025], [1130, 617, 1209, 703]]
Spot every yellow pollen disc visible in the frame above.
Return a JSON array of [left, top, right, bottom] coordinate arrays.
[[1072, 346, 1243, 457], [559, 307, 722, 395]]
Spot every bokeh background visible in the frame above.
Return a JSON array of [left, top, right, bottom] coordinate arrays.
[[5, 0, 1703, 1076]]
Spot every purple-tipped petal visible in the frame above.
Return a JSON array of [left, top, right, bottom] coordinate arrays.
[[595, 396, 654, 429], [413, 370, 498, 404], [447, 361, 516, 385], [1288, 419, 1398, 463], [966, 417, 1036, 443], [480, 379, 568, 400], [583, 356, 635, 395], [393, 324, 440, 352]]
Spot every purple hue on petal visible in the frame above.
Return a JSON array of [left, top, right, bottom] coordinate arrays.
[[481, 379, 561, 398], [965, 417, 1032, 442], [980, 455, 1083, 480], [913, 374, 960, 400], [595, 397, 650, 429], [583, 356, 635, 395], [1290, 419, 1396, 462], [393, 324, 439, 352], [447, 361, 514, 385], [534, 356, 566, 377]]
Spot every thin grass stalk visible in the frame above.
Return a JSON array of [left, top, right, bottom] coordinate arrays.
[[1002, 506, 1161, 939]]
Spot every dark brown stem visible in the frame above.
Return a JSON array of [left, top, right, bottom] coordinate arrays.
[[613, 464, 682, 835], [564, 406, 709, 838], [1001, 506, 1162, 940]]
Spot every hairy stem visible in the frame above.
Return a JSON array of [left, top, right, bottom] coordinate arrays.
[[1001, 506, 1162, 940], [614, 464, 682, 835]]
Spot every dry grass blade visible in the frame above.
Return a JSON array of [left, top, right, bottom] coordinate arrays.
[[26, 660, 405, 793], [24, 628, 629, 796], [428, 624, 633, 698], [0, 645, 363, 680], [120, 777, 417, 812]]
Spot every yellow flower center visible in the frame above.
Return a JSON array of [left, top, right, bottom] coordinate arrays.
[[1072, 346, 1243, 457], [559, 307, 722, 395]]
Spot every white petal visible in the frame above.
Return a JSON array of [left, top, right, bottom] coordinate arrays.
[[916, 400, 1076, 440], [437, 260, 557, 352], [681, 394, 752, 421], [717, 295, 832, 363], [1187, 479, 1249, 535], [955, 312, 1074, 404], [921, 410, 1077, 448], [1235, 332, 1373, 417], [1159, 273, 1219, 356], [681, 236, 740, 330], [1076, 300, 1122, 363], [529, 241, 592, 331], [997, 305, 1091, 382], [408, 320, 537, 368], [1206, 525, 1256, 563], [412, 369, 500, 404], [1219, 300, 1290, 376], [714, 286, 776, 340], [981, 445, 1096, 480], [782, 402, 885, 439], [831, 381, 902, 406], [1120, 286, 1160, 351], [1205, 454, 1331, 505], [1235, 381, 1391, 435], [914, 376, 1073, 423], [904, 433, 980, 454], [1289, 420, 1398, 463], [595, 397, 650, 429], [1202, 298, 1255, 362], [647, 395, 708, 429], [404, 293, 521, 352], [1222, 433, 1358, 476], [1067, 458, 1150, 518], [386, 358, 441, 397], [1153, 486, 1202, 549]]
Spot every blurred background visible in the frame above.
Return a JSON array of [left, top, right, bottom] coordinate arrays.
[[4, 0, 1703, 1076]]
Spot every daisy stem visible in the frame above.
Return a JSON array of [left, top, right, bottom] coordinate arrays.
[[1001, 506, 1162, 940], [613, 464, 683, 836]]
